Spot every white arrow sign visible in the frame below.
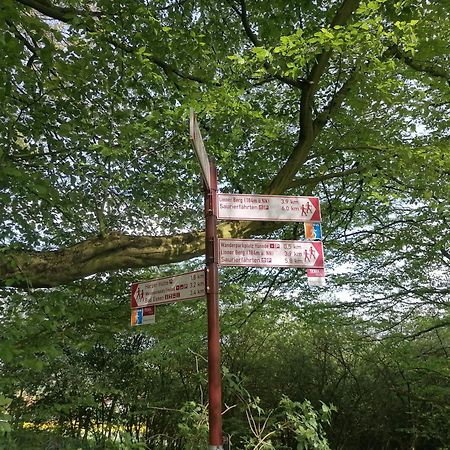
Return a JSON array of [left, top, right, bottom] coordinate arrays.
[[217, 194, 321, 222], [190, 108, 211, 190], [131, 270, 206, 308], [219, 239, 324, 268]]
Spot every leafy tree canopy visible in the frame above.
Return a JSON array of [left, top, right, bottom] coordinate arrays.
[[0, 0, 449, 299], [0, 0, 448, 309], [1, 3, 450, 448]]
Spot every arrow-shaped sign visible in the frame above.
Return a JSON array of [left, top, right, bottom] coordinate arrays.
[[190, 108, 212, 190], [131, 270, 206, 308], [217, 194, 321, 222], [219, 239, 324, 268]]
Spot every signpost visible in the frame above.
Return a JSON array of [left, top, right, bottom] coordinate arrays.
[[218, 193, 321, 222], [219, 239, 324, 268], [130, 110, 326, 449], [131, 270, 205, 308], [190, 108, 223, 450], [204, 161, 223, 450]]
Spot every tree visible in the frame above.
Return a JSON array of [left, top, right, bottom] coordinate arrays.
[[1, 0, 449, 447], [1, 0, 447, 294]]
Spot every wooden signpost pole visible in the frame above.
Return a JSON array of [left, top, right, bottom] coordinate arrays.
[[190, 108, 223, 449], [204, 161, 223, 450]]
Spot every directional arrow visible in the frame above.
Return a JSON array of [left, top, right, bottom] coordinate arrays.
[[218, 239, 324, 268], [217, 194, 321, 222], [130, 270, 206, 308], [190, 108, 212, 190]]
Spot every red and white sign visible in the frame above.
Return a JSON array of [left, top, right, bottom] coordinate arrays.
[[131, 306, 155, 326], [190, 108, 211, 190], [131, 270, 205, 308], [217, 194, 321, 222], [219, 239, 324, 268], [307, 268, 326, 286]]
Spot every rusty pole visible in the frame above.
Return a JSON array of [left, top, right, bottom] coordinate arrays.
[[204, 160, 223, 450]]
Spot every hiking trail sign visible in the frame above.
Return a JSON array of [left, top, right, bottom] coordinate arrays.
[[217, 193, 321, 222], [130, 270, 205, 308], [131, 306, 155, 326], [219, 239, 324, 268], [307, 268, 327, 286]]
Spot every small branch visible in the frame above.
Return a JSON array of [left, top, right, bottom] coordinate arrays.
[[227, 0, 309, 88], [15, 0, 80, 22], [148, 54, 216, 85], [390, 45, 450, 84], [313, 68, 358, 134], [15, 0, 216, 85], [6, 19, 38, 56], [237, 268, 285, 328], [406, 322, 450, 340], [291, 165, 364, 188], [234, 0, 260, 47]]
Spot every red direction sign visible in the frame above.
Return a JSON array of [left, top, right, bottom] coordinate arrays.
[[131, 270, 206, 308], [217, 194, 321, 222], [190, 108, 212, 190], [219, 239, 324, 268]]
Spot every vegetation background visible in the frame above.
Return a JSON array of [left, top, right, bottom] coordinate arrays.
[[0, 0, 449, 448]]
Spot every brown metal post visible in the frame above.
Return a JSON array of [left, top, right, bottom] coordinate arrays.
[[204, 160, 223, 450]]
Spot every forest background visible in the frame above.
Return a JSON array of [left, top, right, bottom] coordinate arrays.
[[0, 0, 449, 449]]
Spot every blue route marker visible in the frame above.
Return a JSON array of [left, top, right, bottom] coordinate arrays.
[[304, 222, 322, 240]]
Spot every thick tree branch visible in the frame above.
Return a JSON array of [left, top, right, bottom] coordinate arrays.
[[267, 66, 359, 195], [0, 219, 282, 288], [1, 231, 203, 288], [265, 0, 360, 195], [15, 0, 80, 22], [390, 45, 450, 83]]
